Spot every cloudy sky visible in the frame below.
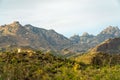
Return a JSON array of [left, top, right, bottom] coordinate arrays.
[[0, 0, 120, 37]]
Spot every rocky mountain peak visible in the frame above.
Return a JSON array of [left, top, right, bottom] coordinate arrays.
[[0, 21, 23, 35], [12, 21, 20, 24], [82, 32, 90, 37], [100, 26, 120, 35], [9, 21, 21, 27]]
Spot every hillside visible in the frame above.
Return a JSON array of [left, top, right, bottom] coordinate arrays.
[[91, 38, 120, 54], [75, 38, 120, 65], [0, 50, 119, 80]]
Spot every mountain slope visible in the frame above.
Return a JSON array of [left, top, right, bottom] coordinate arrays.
[[0, 21, 71, 51], [91, 38, 120, 54], [75, 38, 120, 65]]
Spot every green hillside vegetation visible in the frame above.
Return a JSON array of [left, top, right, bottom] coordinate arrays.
[[0, 50, 120, 80], [75, 52, 120, 65]]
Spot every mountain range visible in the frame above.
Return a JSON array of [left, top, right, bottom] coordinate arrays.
[[0, 21, 120, 54], [68, 26, 120, 52]]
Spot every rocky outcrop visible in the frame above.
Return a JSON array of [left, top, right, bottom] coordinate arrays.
[[96, 26, 120, 42]]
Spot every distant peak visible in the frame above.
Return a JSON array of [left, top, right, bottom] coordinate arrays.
[[11, 21, 21, 25], [100, 26, 120, 34], [105, 26, 119, 30], [13, 21, 20, 24], [106, 26, 119, 29], [82, 32, 89, 36], [9, 21, 22, 27]]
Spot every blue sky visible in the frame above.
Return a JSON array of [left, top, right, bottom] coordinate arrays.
[[0, 0, 120, 37]]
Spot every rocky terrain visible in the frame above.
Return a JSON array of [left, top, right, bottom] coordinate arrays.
[[0, 21, 71, 52]]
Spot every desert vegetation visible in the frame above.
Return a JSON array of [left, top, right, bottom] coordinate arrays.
[[0, 50, 119, 80]]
